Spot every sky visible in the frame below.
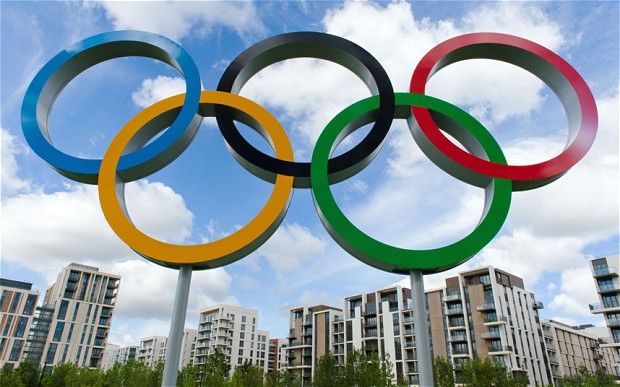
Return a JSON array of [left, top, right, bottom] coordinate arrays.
[[1, 1, 618, 347]]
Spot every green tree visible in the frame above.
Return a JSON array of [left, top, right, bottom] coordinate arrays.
[[458, 357, 528, 387], [177, 363, 198, 387], [559, 365, 616, 387], [42, 362, 81, 386], [341, 349, 396, 387], [230, 361, 263, 387], [199, 348, 230, 386], [0, 363, 19, 387], [265, 370, 298, 387], [432, 356, 455, 387], [12, 359, 39, 387], [312, 352, 342, 386]]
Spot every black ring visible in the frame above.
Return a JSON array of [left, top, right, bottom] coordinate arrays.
[[216, 31, 395, 188]]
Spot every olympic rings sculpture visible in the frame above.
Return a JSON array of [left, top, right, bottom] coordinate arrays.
[[22, 30, 597, 274]]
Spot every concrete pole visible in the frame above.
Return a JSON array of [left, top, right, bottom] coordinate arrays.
[[410, 270, 434, 387], [162, 265, 192, 387]]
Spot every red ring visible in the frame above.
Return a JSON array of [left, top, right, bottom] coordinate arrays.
[[410, 32, 597, 191]]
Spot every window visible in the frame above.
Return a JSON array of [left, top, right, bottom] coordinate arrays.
[[67, 323, 75, 340], [15, 317, 28, 338], [72, 303, 80, 321], [0, 290, 7, 310], [240, 332, 245, 339], [240, 341, 244, 348], [238, 357, 242, 364], [241, 324, 246, 331], [46, 343, 58, 363], [242, 316, 247, 323], [23, 294, 37, 315], [239, 349, 243, 356], [9, 292, 21, 313], [57, 300, 69, 320], [9, 340, 24, 361], [53, 322, 65, 342], [2, 315, 13, 336]]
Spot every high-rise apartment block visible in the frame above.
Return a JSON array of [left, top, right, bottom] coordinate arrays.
[[268, 338, 288, 372], [180, 328, 197, 370], [101, 343, 138, 371], [0, 279, 40, 367], [341, 287, 417, 384], [39, 263, 121, 368], [137, 336, 168, 368], [542, 320, 619, 383], [287, 266, 558, 385], [589, 254, 620, 375], [431, 266, 550, 385], [194, 305, 269, 375], [287, 305, 343, 385]]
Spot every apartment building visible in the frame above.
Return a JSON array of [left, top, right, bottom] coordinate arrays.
[[589, 253, 620, 376], [436, 267, 550, 385], [137, 336, 168, 368], [268, 338, 288, 372], [180, 328, 197, 370], [194, 305, 269, 375], [341, 287, 417, 384], [542, 320, 619, 384], [21, 306, 54, 367], [101, 343, 138, 371], [38, 263, 120, 368], [0, 279, 40, 367], [287, 305, 343, 385]]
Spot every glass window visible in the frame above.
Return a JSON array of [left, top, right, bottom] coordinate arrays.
[[9, 292, 21, 313], [0, 290, 7, 309], [45, 343, 58, 363], [2, 315, 14, 336], [57, 300, 69, 320], [72, 303, 80, 321], [53, 322, 65, 341], [9, 340, 24, 361], [23, 294, 37, 315], [15, 317, 28, 338], [241, 324, 246, 331]]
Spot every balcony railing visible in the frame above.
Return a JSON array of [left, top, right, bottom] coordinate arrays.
[[598, 283, 619, 293], [483, 316, 508, 324], [594, 267, 619, 277], [476, 303, 496, 311], [488, 345, 512, 353], [481, 331, 501, 339], [446, 307, 464, 315], [444, 294, 461, 302], [449, 334, 467, 342]]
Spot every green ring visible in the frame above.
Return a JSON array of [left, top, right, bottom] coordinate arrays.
[[311, 93, 512, 274]]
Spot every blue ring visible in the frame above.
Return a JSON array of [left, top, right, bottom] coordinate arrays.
[[21, 30, 202, 184]]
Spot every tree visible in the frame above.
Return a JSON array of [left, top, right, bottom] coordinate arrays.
[[458, 357, 529, 387], [177, 364, 198, 387], [559, 365, 616, 387], [312, 352, 342, 386], [0, 363, 19, 387], [341, 349, 396, 387], [199, 348, 230, 386], [265, 370, 298, 387], [230, 360, 263, 387], [42, 362, 81, 386], [432, 356, 455, 387]]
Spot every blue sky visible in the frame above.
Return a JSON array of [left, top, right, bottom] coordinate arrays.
[[1, 1, 618, 346]]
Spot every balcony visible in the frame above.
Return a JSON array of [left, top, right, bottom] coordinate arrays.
[[449, 334, 468, 342], [598, 283, 620, 294], [481, 331, 501, 340], [364, 306, 377, 316], [444, 294, 462, 302], [607, 317, 620, 327], [484, 316, 508, 325], [533, 301, 544, 310], [446, 307, 464, 315], [488, 345, 512, 353], [476, 303, 496, 311], [593, 267, 619, 278], [590, 303, 620, 314]]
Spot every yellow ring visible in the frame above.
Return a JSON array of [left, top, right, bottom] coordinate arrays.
[[98, 91, 294, 269]]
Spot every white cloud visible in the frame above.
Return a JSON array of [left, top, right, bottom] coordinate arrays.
[[1, 180, 193, 282], [256, 223, 326, 274], [97, 1, 266, 42], [1, 129, 32, 196], [549, 266, 599, 316], [131, 76, 186, 108], [297, 290, 338, 309], [105, 259, 232, 321]]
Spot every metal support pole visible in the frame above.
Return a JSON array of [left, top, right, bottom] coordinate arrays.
[[410, 269, 434, 387], [162, 265, 193, 387]]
